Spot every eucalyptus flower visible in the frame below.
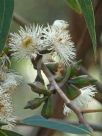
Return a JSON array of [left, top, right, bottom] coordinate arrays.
[[63, 85, 97, 115], [0, 68, 21, 129], [52, 20, 69, 30], [0, 87, 16, 129], [9, 21, 76, 65], [9, 25, 45, 60], [42, 20, 76, 65], [0, 68, 6, 81], [1, 72, 22, 94]]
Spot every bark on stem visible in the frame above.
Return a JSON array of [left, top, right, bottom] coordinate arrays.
[[41, 63, 93, 132]]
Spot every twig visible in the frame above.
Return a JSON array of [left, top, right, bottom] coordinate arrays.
[[31, 56, 92, 131], [42, 63, 70, 103], [41, 62, 93, 131], [13, 12, 30, 26], [81, 109, 102, 114], [46, 62, 102, 94]]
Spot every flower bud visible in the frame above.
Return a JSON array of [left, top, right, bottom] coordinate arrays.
[[24, 97, 47, 110], [28, 82, 50, 95]]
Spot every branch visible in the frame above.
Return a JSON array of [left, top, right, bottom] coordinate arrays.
[[13, 12, 30, 26], [30, 56, 93, 131], [81, 109, 102, 114], [41, 63, 92, 131], [46, 62, 102, 95]]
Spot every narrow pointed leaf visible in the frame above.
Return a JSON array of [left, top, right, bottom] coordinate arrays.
[[0, 129, 23, 136], [65, 0, 81, 13], [78, 0, 97, 56], [0, 0, 14, 52], [21, 115, 91, 135], [41, 97, 53, 118], [69, 75, 96, 85]]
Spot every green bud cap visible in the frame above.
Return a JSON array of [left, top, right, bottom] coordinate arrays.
[[24, 97, 47, 110], [28, 82, 50, 95]]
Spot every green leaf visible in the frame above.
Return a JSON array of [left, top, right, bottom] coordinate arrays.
[[0, 0, 14, 52], [70, 60, 82, 77], [21, 115, 91, 135], [0, 121, 7, 127], [24, 97, 47, 109], [68, 75, 90, 85], [41, 97, 53, 118], [78, 0, 97, 56], [64, 84, 81, 100], [69, 75, 96, 85], [0, 129, 22, 136], [28, 82, 50, 95], [65, 0, 81, 13]]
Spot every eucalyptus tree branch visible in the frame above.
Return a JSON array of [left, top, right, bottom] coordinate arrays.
[[12, 11, 102, 95], [12, 12, 102, 95], [41, 63, 92, 131], [46, 62, 102, 95], [13, 12, 30, 26], [31, 56, 92, 131], [81, 109, 102, 114]]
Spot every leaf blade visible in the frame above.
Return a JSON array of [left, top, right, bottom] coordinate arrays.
[[65, 0, 81, 13], [78, 0, 97, 56], [21, 115, 91, 135], [0, 130, 23, 136], [0, 0, 14, 52]]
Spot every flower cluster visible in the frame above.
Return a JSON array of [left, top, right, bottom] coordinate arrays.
[[9, 20, 76, 66], [0, 65, 22, 129], [63, 85, 97, 115], [0, 86, 16, 129], [9, 20, 97, 119], [1, 72, 22, 94]]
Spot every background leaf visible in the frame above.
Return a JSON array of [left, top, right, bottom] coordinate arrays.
[[65, 0, 81, 13], [0, 0, 14, 52], [65, 0, 96, 56], [78, 0, 97, 56], [68, 75, 96, 85], [0, 121, 7, 127], [0, 129, 23, 136], [21, 115, 91, 135]]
